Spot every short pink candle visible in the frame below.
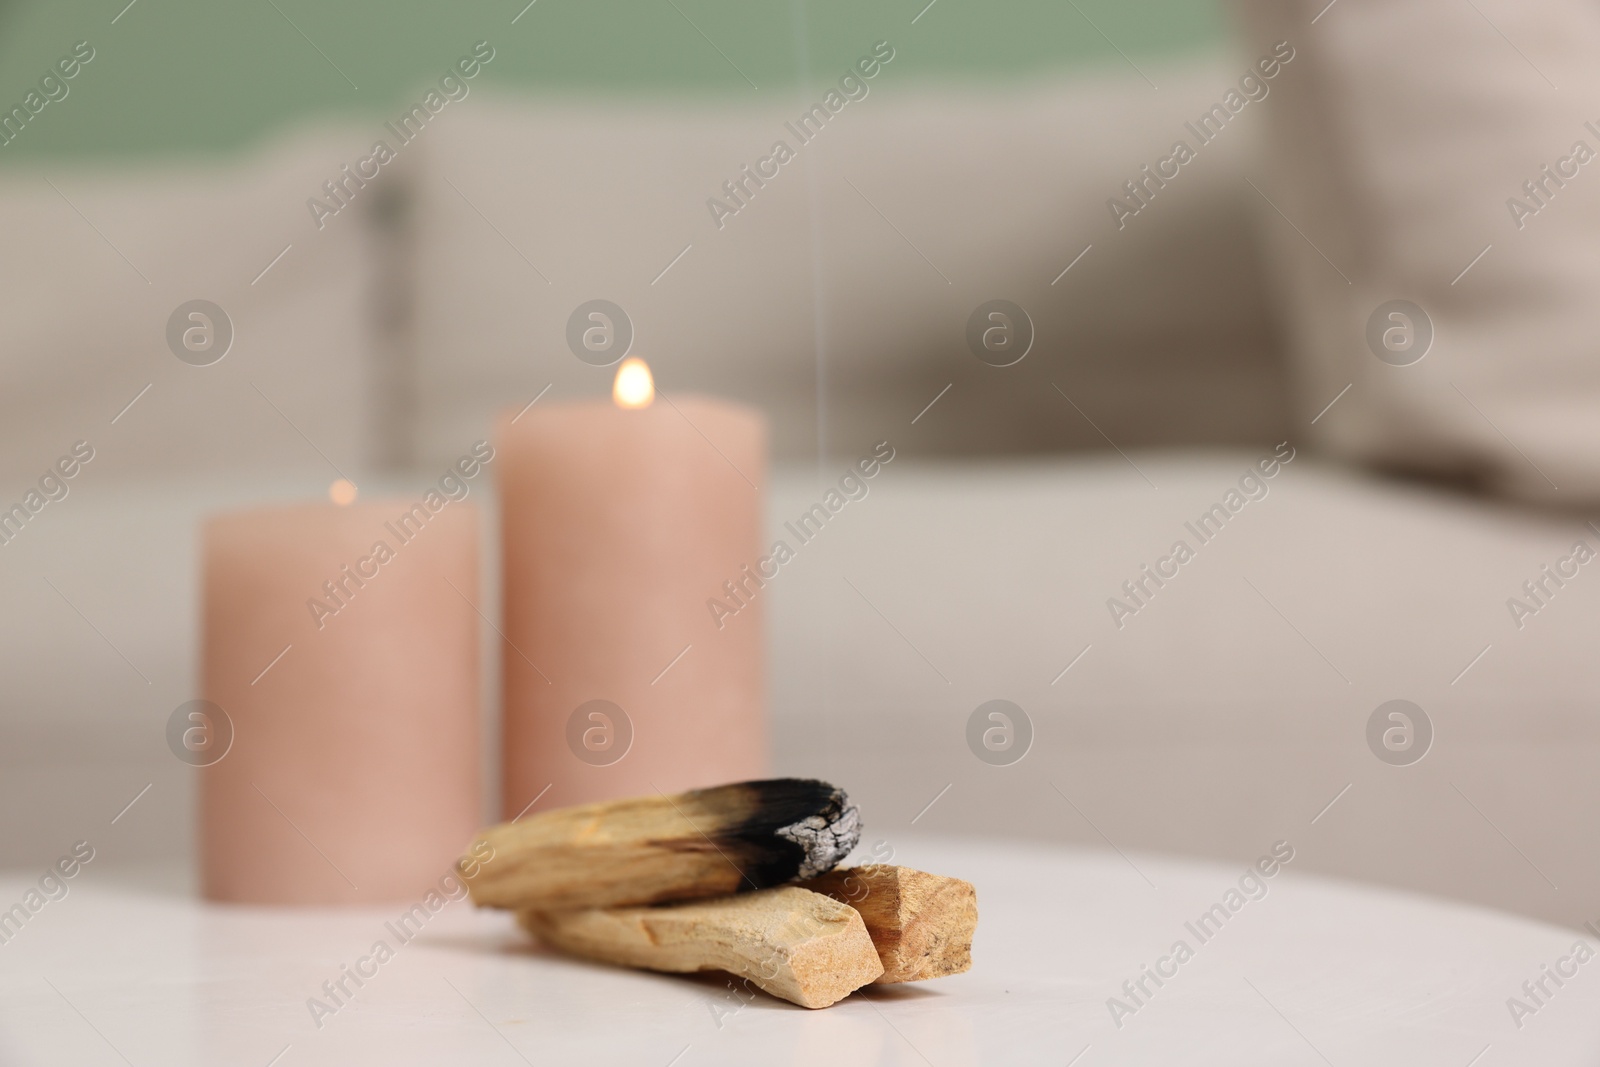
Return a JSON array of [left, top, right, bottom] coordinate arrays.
[[497, 378, 768, 815], [200, 496, 481, 904]]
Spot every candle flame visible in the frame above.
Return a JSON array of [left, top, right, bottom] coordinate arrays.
[[329, 479, 358, 506], [613, 357, 654, 409]]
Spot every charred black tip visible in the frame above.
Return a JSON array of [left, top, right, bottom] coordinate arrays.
[[701, 778, 861, 889]]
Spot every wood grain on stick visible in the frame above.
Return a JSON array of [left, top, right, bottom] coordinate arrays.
[[461, 779, 860, 911], [520, 886, 883, 1008], [800, 865, 977, 982]]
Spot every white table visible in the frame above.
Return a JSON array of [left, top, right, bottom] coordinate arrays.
[[0, 838, 1594, 1065]]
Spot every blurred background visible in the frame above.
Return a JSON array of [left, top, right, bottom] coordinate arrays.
[[3, 0, 1599, 929]]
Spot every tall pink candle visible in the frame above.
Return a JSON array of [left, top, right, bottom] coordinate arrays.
[[200, 495, 481, 904], [497, 384, 768, 815]]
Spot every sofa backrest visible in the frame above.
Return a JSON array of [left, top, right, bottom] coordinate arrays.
[[0, 62, 1288, 488]]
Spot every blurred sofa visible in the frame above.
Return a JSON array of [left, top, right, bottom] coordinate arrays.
[[2, 56, 1596, 929]]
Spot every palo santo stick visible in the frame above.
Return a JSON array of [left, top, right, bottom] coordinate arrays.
[[800, 865, 977, 983], [462, 779, 860, 911], [519, 886, 884, 1008]]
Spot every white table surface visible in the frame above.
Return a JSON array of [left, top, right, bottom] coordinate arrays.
[[0, 837, 1594, 1066]]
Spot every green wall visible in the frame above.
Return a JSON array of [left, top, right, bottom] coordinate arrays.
[[0, 0, 1223, 161]]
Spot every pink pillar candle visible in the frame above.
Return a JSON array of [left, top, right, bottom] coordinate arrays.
[[200, 498, 481, 904], [497, 394, 768, 815]]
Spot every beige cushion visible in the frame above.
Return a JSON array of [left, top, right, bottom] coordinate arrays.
[[407, 70, 1284, 466], [1230, 0, 1600, 502], [766, 452, 1600, 928], [0, 124, 379, 487]]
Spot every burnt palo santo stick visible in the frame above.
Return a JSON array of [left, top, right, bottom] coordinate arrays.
[[800, 865, 977, 983], [519, 886, 884, 1009], [461, 779, 860, 911]]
